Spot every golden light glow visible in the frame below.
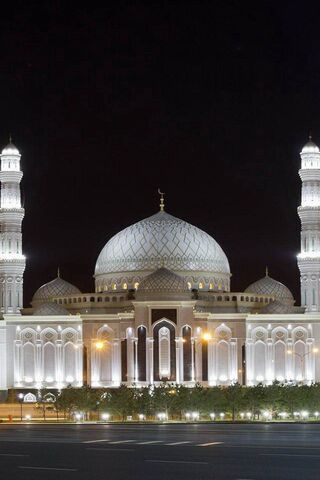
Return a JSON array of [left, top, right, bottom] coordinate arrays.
[[95, 341, 104, 350], [313, 348, 319, 353], [202, 332, 212, 341], [287, 350, 293, 355]]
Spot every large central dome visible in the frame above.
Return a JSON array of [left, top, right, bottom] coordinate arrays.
[[95, 210, 230, 292]]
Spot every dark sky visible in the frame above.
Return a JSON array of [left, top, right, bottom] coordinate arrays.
[[1, 1, 319, 305]]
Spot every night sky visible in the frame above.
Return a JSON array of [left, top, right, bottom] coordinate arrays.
[[1, 1, 319, 305]]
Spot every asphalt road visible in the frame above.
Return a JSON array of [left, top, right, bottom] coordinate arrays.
[[0, 423, 319, 479]]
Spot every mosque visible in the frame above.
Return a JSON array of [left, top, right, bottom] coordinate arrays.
[[0, 137, 320, 399]]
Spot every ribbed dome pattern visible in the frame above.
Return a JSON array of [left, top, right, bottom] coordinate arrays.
[[95, 211, 230, 276], [33, 277, 81, 302], [138, 267, 188, 293], [33, 302, 69, 316], [260, 300, 296, 314], [245, 273, 294, 305]]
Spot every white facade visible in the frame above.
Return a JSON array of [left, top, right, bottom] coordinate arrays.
[[2, 137, 320, 398]]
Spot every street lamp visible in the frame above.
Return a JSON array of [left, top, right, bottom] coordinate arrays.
[[18, 393, 24, 421]]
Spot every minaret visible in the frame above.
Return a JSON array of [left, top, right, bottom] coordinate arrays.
[[297, 136, 320, 311], [0, 141, 25, 314]]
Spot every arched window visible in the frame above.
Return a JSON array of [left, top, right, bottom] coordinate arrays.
[[137, 326, 146, 382], [183, 326, 192, 381], [122, 283, 128, 290], [153, 321, 176, 382], [198, 282, 203, 289]]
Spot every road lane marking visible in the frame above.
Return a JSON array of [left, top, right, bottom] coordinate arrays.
[[0, 453, 30, 457], [260, 453, 320, 457], [136, 441, 163, 445], [145, 460, 208, 465], [197, 442, 224, 447], [109, 440, 136, 444], [165, 441, 191, 445], [86, 448, 134, 452], [83, 439, 110, 444], [18, 466, 78, 472]]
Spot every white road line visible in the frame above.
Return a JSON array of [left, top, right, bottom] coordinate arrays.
[[260, 453, 320, 457], [109, 440, 136, 444], [0, 453, 30, 457], [18, 466, 78, 472], [83, 439, 110, 444], [197, 441, 224, 447], [145, 460, 208, 465], [137, 441, 163, 445], [86, 448, 134, 452], [165, 441, 191, 446]]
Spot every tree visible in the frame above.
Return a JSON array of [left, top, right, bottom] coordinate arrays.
[[223, 383, 244, 421]]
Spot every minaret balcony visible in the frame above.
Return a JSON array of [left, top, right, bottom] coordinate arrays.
[[0, 171, 23, 183]]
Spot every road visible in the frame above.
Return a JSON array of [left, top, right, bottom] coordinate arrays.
[[0, 423, 319, 479]]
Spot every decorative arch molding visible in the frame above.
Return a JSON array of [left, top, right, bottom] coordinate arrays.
[[153, 320, 176, 382], [23, 392, 37, 403]]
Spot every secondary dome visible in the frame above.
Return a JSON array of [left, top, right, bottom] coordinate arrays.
[[32, 275, 81, 305], [136, 268, 190, 300], [245, 270, 294, 306], [260, 300, 296, 314], [33, 302, 69, 316], [138, 267, 188, 293], [95, 210, 230, 292]]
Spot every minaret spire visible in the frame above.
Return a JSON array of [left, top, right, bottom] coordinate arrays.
[[0, 141, 25, 314], [265, 266, 269, 277], [297, 136, 320, 311], [57, 266, 60, 278], [158, 188, 165, 212]]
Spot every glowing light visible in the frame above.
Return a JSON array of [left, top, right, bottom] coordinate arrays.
[[287, 350, 293, 355], [314, 411, 319, 418], [202, 332, 212, 341], [75, 413, 82, 421], [138, 414, 145, 421], [18, 393, 24, 400], [301, 410, 309, 418], [263, 411, 272, 419], [101, 413, 110, 421], [157, 412, 167, 421], [192, 412, 199, 420], [313, 348, 319, 353], [95, 341, 104, 350], [298, 252, 320, 259], [220, 413, 225, 419], [246, 412, 252, 419], [185, 412, 191, 420], [279, 412, 288, 419], [24, 415, 32, 421], [210, 413, 215, 420]]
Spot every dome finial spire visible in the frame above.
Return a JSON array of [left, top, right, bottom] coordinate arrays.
[[158, 188, 165, 212], [9, 133, 12, 144], [309, 130, 312, 141], [57, 266, 60, 278], [265, 265, 269, 276]]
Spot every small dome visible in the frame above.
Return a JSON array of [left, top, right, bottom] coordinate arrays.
[[1, 142, 20, 155], [33, 302, 69, 316], [260, 300, 296, 314], [138, 267, 188, 293], [301, 139, 320, 154], [245, 270, 294, 305], [32, 276, 81, 304], [136, 267, 190, 300]]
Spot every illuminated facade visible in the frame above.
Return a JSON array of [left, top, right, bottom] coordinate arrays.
[[1, 138, 320, 400]]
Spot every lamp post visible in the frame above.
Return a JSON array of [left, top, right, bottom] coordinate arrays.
[[18, 393, 24, 421], [287, 347, 318, 383]]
